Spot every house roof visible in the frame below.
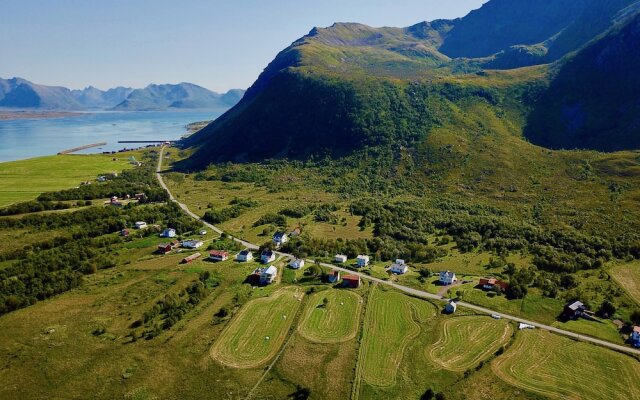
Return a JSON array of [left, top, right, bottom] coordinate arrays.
[[261, 250, 274, 256], [210, 250, 229, 257], [566, 301, 584, 311], [273, 232, 286, 239], [440, 271, 456, 277], [263, 266, 277, 275], [357, 255, 369, 259], [343, 275, 360, 281]]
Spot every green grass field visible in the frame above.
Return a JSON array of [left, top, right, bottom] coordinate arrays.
[[210, 287, 304, 368], [358, 287, 436, 387], [492, 329, 640, 400], [428, 316, 513, 372], [610, 261, 640, 305], [0, 153, 136, 207], [297, 289, 363, 343]]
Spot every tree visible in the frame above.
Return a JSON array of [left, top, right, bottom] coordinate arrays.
[[435, 393, 446, 400], [598, 300, 616, 318], [322, 297, 329, 308], [630, 310, 640, 325], [421, 389, 434, 400]]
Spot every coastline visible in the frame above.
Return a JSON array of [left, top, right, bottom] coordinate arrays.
[[0, 110, 84, 121]]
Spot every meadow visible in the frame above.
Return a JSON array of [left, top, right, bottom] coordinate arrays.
[[610, 261, 640, 305], [0, 153, 137, 207], [428, 316, 513, 372], [357, 287, 436, 388], [297, 289, 363, 343], [491, 329, 640, 400], [210, 286, 304, 368]]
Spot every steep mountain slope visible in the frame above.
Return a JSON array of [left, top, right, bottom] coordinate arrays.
[[439, 0, 637, 67], [524, 12, 640, 151], [182, 0, 640, 169], [112, 83, 243, 111]]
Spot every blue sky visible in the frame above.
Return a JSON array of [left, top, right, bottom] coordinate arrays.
[[0, 0, 487, 92]]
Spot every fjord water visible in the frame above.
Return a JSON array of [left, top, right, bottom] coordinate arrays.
[[0, 111, 221, 162]]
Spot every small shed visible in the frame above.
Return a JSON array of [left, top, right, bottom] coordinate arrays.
[[135, 221, 147, 229], [445, 300, 457, 314], [631, 326, 640, 346], [562, 301, 587, 320], [120, 229, 130, 237], [158, 243, 173, 254], [335, 254, 348, 263], [327, 270, 341, 284], [182, 252, 202, 264]]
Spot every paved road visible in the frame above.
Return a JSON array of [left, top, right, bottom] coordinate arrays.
[[156, 147, 640, 357]]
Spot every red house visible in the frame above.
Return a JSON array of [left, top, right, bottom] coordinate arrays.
[[479, 278, 509, 291], [342, 275, 361, 288], [209, 250, 229, 262]]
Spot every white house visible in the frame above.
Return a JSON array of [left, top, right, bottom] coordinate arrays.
[[439, 271, 457, 285], [356, 255, 370, 268], [289, 258, 305, 269], [161, 228, 176, 238], [135, 221, 147, 229], [335, 254, 348, 263], [445, 300, 457, 314], [390, 259, 409, 275], [236, 250, 253, 262], [273, 232, 288, 247], [182, 240, 204, 249], [260, 266, 278, 285], [261, 250, 276, 264]]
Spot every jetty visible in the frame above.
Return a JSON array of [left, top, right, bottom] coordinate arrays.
[[58, 142, 107, 155], [117, 140, 177, 144]]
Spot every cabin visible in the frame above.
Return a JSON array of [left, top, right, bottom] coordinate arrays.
[[134, 193, 146, 200], [161, 228, 177, 238], [439, 271, 457, 286], [356, 255, 370, 268], [342, 275, 361, 288], [135, 221, 147, 230], [479, 278, 509, 292], [445, 300, 457, 314], [97, 176, 107, 182], [273, 232, 289, 247], [289, 258, 305, 269], [157, 243, 173, 254], [110, 196, 119, 204], [120, 229, 130, 237], [182, 253, 202, 264], [182, 240, 204, 249], [562, 301, 588, 320], [209, 250, 229, 262], [236, 250, 253, 262], [335, 254, 348, 263], [631, 326, 640, 347], [389, 259, 409, 275], [327, 270, 341, 284], [261, 250, 276, 264]]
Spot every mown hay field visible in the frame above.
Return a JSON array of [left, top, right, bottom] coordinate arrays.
[[358, 287, 436, 387], [297, 289, 363, 343], [210, 287, 304, 368], [491, 329, 640, 400], [610, 261, 640, 305], [428, 316, 513, 372]]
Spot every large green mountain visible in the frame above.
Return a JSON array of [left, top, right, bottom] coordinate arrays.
[[181, 0, 640, 168]]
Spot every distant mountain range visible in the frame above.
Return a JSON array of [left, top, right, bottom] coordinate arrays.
[[0, 77, 245, 111]]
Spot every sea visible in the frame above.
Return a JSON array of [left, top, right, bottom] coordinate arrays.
[[0, 110, 222, 162]]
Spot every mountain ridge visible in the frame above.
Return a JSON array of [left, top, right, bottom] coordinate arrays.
[[0, 77, 245, 111]]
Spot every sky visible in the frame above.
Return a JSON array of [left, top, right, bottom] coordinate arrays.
[[0, 0, 487, 92]]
